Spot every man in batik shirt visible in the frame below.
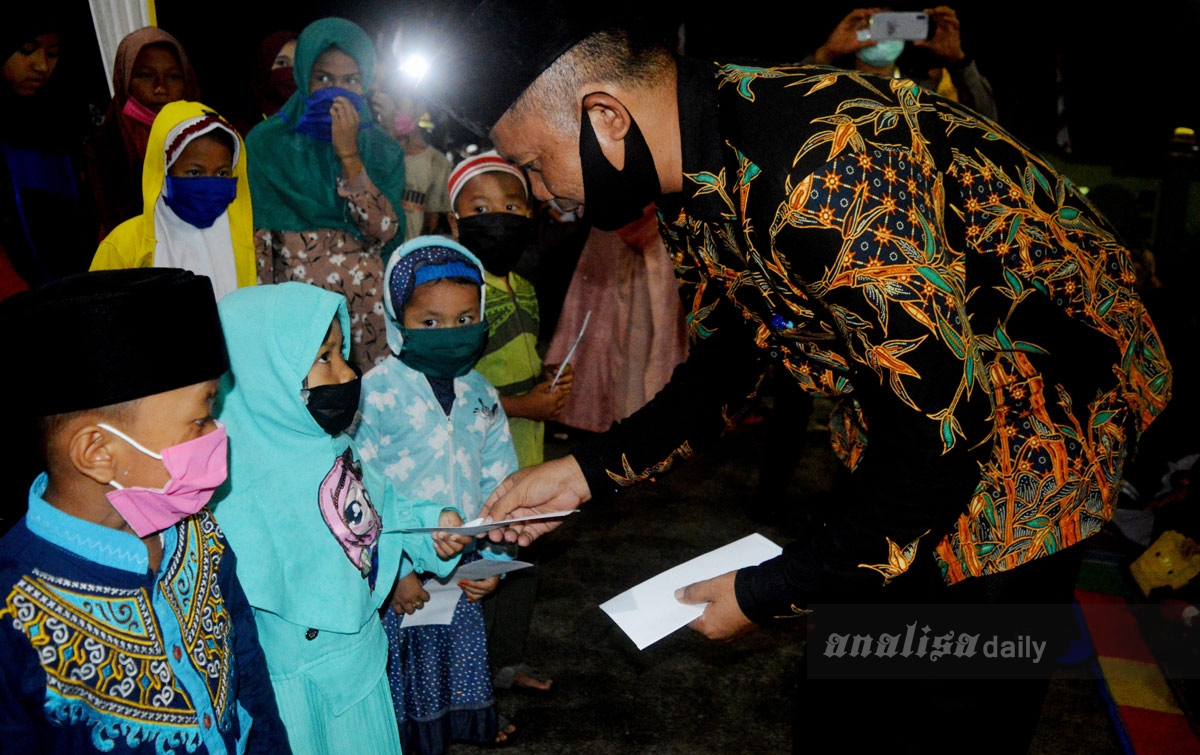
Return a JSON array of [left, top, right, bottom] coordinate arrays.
[[421, 3, 1171, 748]]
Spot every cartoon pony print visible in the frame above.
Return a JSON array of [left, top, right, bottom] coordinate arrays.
[[318, 448, 382, 583]]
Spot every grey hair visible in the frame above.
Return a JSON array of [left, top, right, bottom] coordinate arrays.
[[504, 28, 674, 134]]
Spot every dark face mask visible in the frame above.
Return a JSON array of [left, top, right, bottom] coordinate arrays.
[[578, 97, 661, 231], [267, 65, 300, 106], [455, 213, 534, 276], [268, 66, 299, 104], [398, 322, 489, 379], [293, 86, 368, 142], [302, 373, 362, 436]]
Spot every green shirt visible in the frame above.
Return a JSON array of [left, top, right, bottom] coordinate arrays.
[[477, 269, 544, 468]]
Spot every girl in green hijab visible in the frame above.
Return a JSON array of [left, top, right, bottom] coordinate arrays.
[[246, 17, 406, 373]]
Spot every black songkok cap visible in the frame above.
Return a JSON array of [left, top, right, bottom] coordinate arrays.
[[1, 268, 229, 417], [420, 0, 623, 137]]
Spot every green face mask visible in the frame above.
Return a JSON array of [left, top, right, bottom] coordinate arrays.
[[398, 321, 489, 379]]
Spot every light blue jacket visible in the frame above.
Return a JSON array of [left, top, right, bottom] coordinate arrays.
[[211, 282, 459, 634], [356, 237, 519, 576]]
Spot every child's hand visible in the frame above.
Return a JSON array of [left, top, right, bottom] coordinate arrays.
[[506, 368, 573, 422], [433, 509, 471, 559], [389, 572, 430, 615], [544, 363, 574, 395], [459, 575, 500, 602], [330, 96, 361, 160]]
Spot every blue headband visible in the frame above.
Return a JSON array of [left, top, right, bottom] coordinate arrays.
[[414, 261, 482, 288]]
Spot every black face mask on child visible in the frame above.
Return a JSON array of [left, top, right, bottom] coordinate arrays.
[[302, 371, 362, 436], [455, 213, 534, 277]]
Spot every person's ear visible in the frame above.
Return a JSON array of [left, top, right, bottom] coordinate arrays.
[[582, 92, 632, 170], [448, 212, 460, 239], [68, 425, 119, 486]]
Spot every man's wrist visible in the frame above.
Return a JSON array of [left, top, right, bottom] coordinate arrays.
[[561, 455, 593, 503], [735, 559, 804, 625]]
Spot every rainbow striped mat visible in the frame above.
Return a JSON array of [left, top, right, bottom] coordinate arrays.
[[1074, 544, 1200, 753]]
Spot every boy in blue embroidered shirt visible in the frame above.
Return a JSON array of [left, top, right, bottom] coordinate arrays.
[[0, 269, 288, 754]]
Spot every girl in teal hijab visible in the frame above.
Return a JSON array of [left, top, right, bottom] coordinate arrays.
[[246, 17, 406, 374], [211, 282, 465, 754]]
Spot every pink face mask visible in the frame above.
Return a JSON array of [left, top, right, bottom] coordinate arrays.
[[393, 113, 417, 137], [122, 96, 160, 127], [100, 422, 229, 537]]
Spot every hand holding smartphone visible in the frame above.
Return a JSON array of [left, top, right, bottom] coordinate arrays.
[[858, 12, 930, 42]]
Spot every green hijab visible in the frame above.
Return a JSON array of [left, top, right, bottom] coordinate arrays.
[[245, 17, 405, 244]]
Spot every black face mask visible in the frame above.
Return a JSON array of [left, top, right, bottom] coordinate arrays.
[[302, 374, 362, 436], [578, 97, 661, 231], [455, 213, 534, 276]]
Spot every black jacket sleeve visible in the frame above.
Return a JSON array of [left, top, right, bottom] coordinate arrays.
[[574, 297, 767, 500]]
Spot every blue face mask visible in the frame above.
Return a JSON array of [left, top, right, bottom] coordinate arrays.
[[163, 176, 237, 229], [857, 39, 906, 69], [293, 86, 368, 142]]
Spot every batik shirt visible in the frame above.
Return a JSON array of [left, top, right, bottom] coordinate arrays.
[[572, 59, 1171, 623], [0, 475, 287, 753]]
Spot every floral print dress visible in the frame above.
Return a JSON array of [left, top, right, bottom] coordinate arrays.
[[255, 170, 399, 372]]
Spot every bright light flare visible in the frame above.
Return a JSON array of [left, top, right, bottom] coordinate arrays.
[[399, 53, 430, 82]]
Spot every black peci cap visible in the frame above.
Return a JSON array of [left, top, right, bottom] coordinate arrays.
[[1, 268, 229, 417], [419, 0, 625, 137]]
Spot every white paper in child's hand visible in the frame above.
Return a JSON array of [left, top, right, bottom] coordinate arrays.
[[391, 511, 577, 536], [551, 310, 590, 389], [397, 577, 458, 627], [599, 533, 783, 650], [451, 559, 533, 580], [398, 560, 534, 627]]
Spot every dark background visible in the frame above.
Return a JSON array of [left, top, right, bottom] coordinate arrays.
[[56, 2, 1200, 177]]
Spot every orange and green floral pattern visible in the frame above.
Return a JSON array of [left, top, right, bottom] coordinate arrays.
[[658, 64, 1170, 584]]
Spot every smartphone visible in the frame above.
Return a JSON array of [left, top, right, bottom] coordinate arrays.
[[864, 12, 930, 41]]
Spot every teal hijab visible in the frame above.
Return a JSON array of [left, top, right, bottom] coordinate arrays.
[[211, 282, 404, 632], [245, 17, 406, 244]]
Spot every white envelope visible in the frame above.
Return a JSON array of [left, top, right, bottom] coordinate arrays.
[[394, 510, 577, 536], [600, 533, 783, 650]]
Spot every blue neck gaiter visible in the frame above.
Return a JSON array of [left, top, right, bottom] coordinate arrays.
[[291, 87, 368, 142], [164, 176, 237, 229]]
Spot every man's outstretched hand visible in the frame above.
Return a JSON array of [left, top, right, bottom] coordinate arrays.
[[479, 455, 591, 547]]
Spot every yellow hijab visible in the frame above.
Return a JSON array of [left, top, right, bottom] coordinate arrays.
[[92, 101, 257, 294]]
